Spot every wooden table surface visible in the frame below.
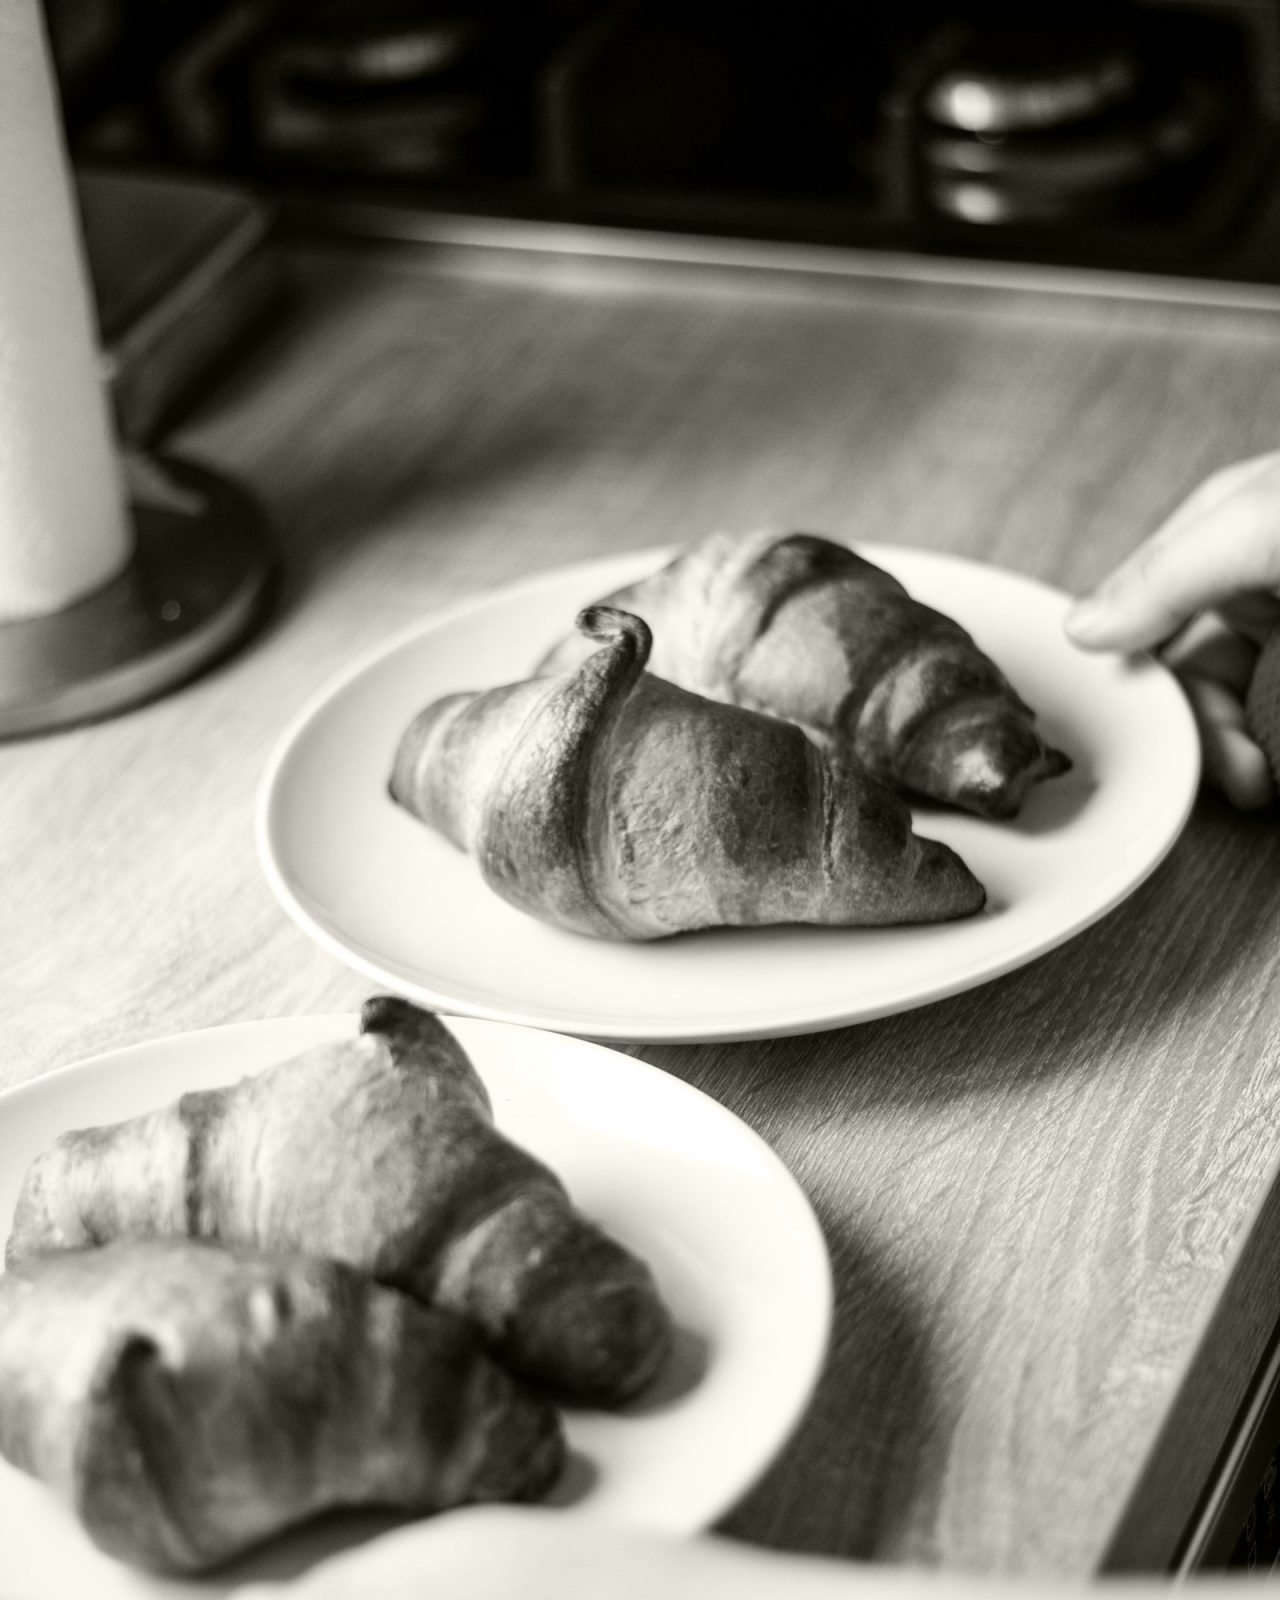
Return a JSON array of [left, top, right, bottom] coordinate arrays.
[[5, 224, 1280, 1580]]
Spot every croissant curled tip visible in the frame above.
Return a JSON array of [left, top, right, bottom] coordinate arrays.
[[359, 994, 454, 1053], [360, 994, 418, 1035], [574, 604, 652, 662]]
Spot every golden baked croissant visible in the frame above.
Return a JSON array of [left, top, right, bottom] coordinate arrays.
[[390, 605, 985, 938], [536, 530, 1070, 820], [0, 1239, 563, 1575], [6, 997, 670, 1406]]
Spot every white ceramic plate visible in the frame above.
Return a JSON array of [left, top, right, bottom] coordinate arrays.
[[257, 543, 1199, 1042], [0, 1014, 831, 1596]]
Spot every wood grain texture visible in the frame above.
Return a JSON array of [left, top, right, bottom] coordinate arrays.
[[5, 236, 1280, 1576]]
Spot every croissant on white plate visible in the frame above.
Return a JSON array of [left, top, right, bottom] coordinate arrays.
[[7, 996, 671, 1407], [390, 604, 985, 939], [536, 530, 1070, 820], [0, 1239, 563, 1574]]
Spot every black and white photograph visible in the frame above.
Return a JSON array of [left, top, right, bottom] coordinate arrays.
[[2, 1, 1280, 1595]]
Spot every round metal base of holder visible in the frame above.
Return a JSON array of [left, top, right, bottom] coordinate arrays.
[[0, 457, 273, 739]]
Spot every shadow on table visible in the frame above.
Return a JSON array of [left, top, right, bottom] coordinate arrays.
[[718, 1230, 939, 1560]]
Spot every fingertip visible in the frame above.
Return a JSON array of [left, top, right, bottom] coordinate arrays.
[[1205, 727, 1275, 809], [1063, 598, 1109, 647], [1064, 593, 1172, 654], [1064, 595, 1137, 650], [1179, 673, 1273, 807]]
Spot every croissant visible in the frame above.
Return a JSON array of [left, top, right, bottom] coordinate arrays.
[[0, 1239, 563, 1574], [390, 605, 985, 938], [536, 530, 1070, 820], [6, 996, 670, 1406]]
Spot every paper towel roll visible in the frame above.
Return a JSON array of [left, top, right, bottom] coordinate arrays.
[[0, 0, 130, 622]]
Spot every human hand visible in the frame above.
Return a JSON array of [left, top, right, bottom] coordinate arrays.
[[1065, 449, 1280, 808]]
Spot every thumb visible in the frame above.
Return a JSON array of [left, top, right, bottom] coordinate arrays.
[[1067, 464, 1280, 652], [1068, 525, 1280, 652]]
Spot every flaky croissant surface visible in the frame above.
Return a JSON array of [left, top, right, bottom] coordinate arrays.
[[6, 997, 671, 1406], [537, 531, 1070, 820], [0, 1239, 563, 1574], [391, 605, 984, 939]]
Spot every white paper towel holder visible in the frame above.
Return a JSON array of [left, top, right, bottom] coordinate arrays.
[[0, 453, 273, 739]]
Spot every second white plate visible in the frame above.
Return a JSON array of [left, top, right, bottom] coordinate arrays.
[[0, 1014, 831, 1596], [257, 543, 1199, 1042]]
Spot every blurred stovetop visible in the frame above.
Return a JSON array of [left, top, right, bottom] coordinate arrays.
[[50, 0, 1280, 290]]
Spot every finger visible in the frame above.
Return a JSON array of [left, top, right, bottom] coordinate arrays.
[[1117, 452, 1280, 562], [1161, 612, 1258, 698], [1066, 463, 1280, 652], [1180, 673, 1275, 809], [1207, 724, 1274, 810], [1150, 451, 1280, 532], [1214, 591, 1280, 647]]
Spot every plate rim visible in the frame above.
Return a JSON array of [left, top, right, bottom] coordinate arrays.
[[255, 541, 1200, 1043], [0, 1011, 835, 1546]]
